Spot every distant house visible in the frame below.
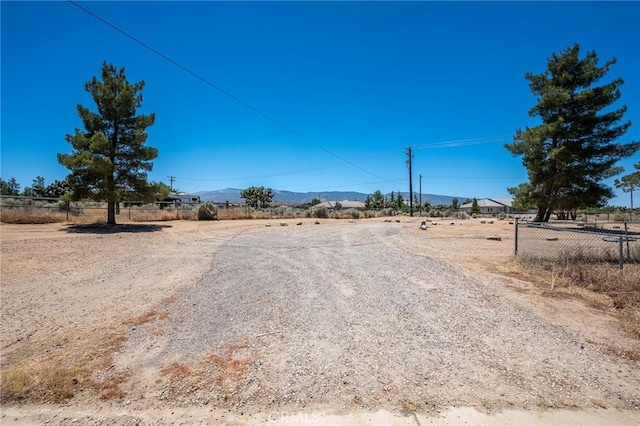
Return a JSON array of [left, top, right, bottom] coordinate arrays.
[[315, 200, 366, 210], [460, 198, 514, 214]]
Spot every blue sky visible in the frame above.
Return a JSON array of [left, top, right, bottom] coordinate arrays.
[[1, 1, 639, 205]]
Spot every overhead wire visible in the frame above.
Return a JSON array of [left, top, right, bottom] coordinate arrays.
[[67, 0, 392, 183], [175, 136, 518, 183]]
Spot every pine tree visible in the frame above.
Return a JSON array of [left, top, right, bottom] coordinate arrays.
[[615, 162, 640, 213], [506, 44, 639, 222], [58, 62, 157, 225]]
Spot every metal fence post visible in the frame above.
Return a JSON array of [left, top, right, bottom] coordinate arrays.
[[619, 236, 624, 271], [624, 222, 630, 261], [514, 218, 519, 256]]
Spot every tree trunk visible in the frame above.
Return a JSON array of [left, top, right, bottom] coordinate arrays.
[[107, 201, 117, 225], [534, 205, 548, 222]]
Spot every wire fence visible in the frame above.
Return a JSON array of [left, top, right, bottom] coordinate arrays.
[[0, 196, 366, 223], [515, 220, 640, 269]]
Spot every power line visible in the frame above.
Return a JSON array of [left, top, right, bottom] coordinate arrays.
[[67, 0, 392, 183], [287, 178, 407, 192], [411, 136, 509, 150], [175, 163, 344, 182]]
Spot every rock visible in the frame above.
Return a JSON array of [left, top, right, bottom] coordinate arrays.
[[296, 222, 302, 226], [486, 235, 501, 241], [280, 222, 288, 226], [420, 224, 428, 231], [314, 221, 320, 225], [265, 223, 271, 227]]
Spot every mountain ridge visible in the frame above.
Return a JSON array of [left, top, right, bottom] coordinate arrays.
[[194, 188, 468, 206]]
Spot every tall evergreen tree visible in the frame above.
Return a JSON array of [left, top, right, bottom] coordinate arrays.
[[58, 62, 157, 225], [506, 45, 639, 222], [615, 162, 640, 213]]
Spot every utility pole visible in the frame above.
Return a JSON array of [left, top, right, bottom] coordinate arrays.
[[168, 176, 176, 192], [419, 174, 422, 217], [406, 147, 413, 217]]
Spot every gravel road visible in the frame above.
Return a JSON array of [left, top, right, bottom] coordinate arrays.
[[120, 221, 640, 416]]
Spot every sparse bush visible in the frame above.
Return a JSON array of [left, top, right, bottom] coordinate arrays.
[[197, 204, 218, 221], [313, 206, 328, 219], [613, 214, 628, 222], [350, 210, 360, 220]]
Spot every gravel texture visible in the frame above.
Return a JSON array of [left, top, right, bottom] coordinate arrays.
[[119, 221, 640, 415]]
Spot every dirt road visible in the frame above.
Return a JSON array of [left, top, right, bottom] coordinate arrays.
[[1, 219, 638, 424]]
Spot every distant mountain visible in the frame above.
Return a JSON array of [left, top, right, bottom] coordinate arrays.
[[194, 188, 468, 206]]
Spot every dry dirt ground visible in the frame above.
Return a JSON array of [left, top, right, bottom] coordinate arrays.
[[1, 218, 639, 425]]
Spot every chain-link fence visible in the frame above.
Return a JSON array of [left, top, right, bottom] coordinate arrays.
[[515, 220, 640, 269]]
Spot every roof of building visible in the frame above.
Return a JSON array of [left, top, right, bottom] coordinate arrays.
[[460, 198, 513, 208]]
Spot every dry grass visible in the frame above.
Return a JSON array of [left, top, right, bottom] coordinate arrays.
[[0, 210, 68, 224], [510, 255, 640, 338], [0, 331, 127, 403], [201, 342, 252, 387], [157, 341, 254, 403], [0, 206, 189, 224]]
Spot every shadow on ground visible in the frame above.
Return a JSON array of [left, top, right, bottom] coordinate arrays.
[[63, 223, 171, 234]]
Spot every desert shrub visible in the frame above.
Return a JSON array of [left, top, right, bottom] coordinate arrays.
[[350, 210, 361, 219], [197, 204, 218, 221], [380, 208, 394, 217], [614, 214, 628, 222], [313, 207, 328, 218]]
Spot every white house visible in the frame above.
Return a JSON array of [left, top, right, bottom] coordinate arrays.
[[459, 198, 514, 214]]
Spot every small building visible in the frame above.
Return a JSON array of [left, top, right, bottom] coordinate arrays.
[[460, 198, 514, 215]]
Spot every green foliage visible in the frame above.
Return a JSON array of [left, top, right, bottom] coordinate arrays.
[[58, 62, 157, 225], [451, 197, 459, 210], [147, 182, 172, 203], [334, 201, 343, 211], [396, 192, 405, 210], [470, 198, 480, 214], [350, 210, 360, 219], [297, 198, 322, 209], [372, 190, 385, 209], [240, 186, 274, 208], [506, 44, 640, 222], [615, 162, 640, 209], [0, 177, 21, 195], [385, 191, 396, 209]]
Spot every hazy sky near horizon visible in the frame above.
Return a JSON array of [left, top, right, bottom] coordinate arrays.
[[1, 1, 639, 205]]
